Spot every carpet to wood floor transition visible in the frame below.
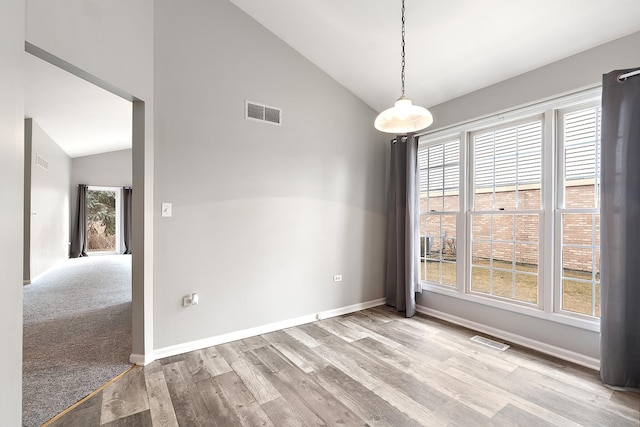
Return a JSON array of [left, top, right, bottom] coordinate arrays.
[[23, 255, 133, 427]]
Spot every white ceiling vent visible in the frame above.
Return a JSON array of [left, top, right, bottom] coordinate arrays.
[[245, 101, 282, 126], [36, 154, 49, 171]]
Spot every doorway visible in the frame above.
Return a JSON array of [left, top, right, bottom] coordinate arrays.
[[23, 42, 147, 426], [24, 41, 148, 362]]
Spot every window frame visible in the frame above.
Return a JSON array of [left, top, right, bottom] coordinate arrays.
[[87, 185, 122, 255], [467, 115, 544, 309], [417, 87, 601, 332], [554, 101, 602, 320], [418, 135, 463, 289]]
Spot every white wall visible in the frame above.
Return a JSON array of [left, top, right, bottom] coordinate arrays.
[[72, 149, 132, 188], [0, 0, 24, 423], [24, 119, 71, 281], [153, 0, 388, 349], [27, 0, 154, 357], [418, 31, 640, 365]]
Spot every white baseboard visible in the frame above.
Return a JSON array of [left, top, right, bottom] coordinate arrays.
[[135, 298, 386, 366], [416, 305, 600, 371], [131, 298, 599, 371], [129, 353, 154, 366]]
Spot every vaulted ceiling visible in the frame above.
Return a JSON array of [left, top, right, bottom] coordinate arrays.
[[25, 0, 640, 157], [230, 0, 640, 112]]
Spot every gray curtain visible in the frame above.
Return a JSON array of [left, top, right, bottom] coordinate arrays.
[[385, 134, 421, 317], [69, 184, 88, 258], [122, 187, 132, 254], [600, 68, 640, 389]]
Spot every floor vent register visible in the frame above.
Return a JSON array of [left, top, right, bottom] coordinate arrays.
[[470, 335, 510, 351]]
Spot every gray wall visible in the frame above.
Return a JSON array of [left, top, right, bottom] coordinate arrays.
[[24, 0, 387, 360], [24, 119, 71, 282], [0, 0, 24, 423], [153, 0, 388, 349], [418, 31, 640, 363]]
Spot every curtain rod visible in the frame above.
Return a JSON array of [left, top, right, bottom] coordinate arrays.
[[618, 69, 640, 81]]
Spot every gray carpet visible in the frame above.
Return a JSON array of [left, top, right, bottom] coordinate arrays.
[[23, 255, 132, 427]]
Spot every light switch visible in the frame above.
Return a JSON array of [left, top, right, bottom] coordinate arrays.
[[161, 202, 172, 217]]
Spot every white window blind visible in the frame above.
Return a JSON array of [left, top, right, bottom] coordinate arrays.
[[474, 120, 542, 191], [558, 104, 602, 318], [419, 141, 460, 196], [564, 108, 601, 182]]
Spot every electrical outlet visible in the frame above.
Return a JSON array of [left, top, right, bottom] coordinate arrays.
[[183, 293, 199, 307], [333, 275, 342, 282]]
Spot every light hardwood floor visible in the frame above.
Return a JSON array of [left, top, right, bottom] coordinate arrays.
[[47, 306, 639, 426]]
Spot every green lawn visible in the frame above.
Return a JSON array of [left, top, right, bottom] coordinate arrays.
[[421, 259, 599, 317]]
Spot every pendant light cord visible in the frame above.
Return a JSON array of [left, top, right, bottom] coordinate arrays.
[[400, 0, 406, 98]]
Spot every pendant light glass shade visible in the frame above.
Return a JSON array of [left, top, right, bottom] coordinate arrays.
[[375, 0, 433, 134], [374, 97, 433, 133]]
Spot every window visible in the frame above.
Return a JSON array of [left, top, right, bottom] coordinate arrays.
[[470, 119, 542, 305], [418, 139, 459, 287], [86, 186, 121, 254], [556, 105, 601, 317], [417, 89, 601, 325]]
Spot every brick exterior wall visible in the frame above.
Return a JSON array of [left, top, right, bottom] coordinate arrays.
[[420, 185, 598, 273]]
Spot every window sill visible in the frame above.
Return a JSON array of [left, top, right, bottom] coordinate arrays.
[[420, 283, 600, 333]]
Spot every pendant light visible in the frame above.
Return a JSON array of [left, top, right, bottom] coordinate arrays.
[[374, 0, 433, 134]]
